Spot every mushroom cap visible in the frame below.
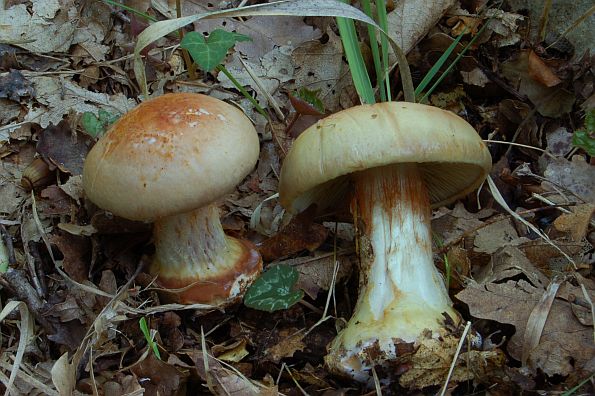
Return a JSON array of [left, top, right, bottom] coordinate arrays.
[[83, 93, 260, 221], [279, 102, 492, 213]]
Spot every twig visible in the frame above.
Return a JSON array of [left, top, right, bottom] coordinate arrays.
[[0, 269, 55, 334], [439, 321, 472, 396]]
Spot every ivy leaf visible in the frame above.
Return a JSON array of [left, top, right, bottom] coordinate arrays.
[[180, 29, 251, 72], [244, 265, 304, 312], [572, 109, 595, 156]]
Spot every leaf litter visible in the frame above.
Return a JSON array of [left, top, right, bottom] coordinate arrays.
[[0, 0, 594, 395]]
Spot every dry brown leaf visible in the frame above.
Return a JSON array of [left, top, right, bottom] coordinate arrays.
[[215, 339, 250, 363], [36, 121, 92, 175], [0, 0, 77, 53], [501, 51, 575, 118], [473, 218, 528, 254], [24, 76, 135, 129], [457, 247, 595, 376], [431, 202, 493, 246], [265, 330, 306, 363], [528, 50, 562, 87], [553, 204, 595, 241], [542, 156, 595, 204], [294, 253, 353, 299], [39, 186, 72, 216], [189, 350, 277, 396], [290, 30, 356, 112], [258, 205, 328, 261], [386, 0, 456, 55], [49, 231, 90, 282], [399, 334, 505, 389]]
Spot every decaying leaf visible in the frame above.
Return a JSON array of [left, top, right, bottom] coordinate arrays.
[[189, 350, 277, 396], [386, 0, 456, 56], [553, 204, 595, 241], [501, 51, 575, 118], [527, 50, 561, 88], [541, 155, 595, 204], [49, 230, 90, 282], [24, 76, 134, 129], [264, 329, 306, 363], [36, 121, 93, 175], [0, 70, 35, 101], [130, 353, 188, 395], [399, 334, 505, 389], [473, 218, 528, 254], [258, 205, 328, 261], [457, 247, 595, 377]]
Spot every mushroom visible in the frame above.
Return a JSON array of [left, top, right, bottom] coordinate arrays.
[[83, 93, 262, 306], [278, 102, 491, 383]]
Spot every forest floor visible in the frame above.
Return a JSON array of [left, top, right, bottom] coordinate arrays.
[[0, 0, 594, 395]]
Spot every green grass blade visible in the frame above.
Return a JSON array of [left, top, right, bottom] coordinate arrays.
[[376, 0, 391, 101], [361, 0, 385, 101], [414, 29, 466, 98], [336, 16, 375, 104], [419, 22, 488, 103], [101, 0, 158, 22]]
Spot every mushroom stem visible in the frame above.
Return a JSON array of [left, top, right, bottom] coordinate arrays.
[[150, 205, 261, 305], [326, 163, 459, 382]]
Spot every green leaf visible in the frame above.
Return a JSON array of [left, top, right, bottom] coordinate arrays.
[[572, 109, 595, 156], [244, 265, 304, 312], [81, 112, 103, 138], [180, 29, 251, 72], [81, 110, 119, 138], [291, 88, 325, 115]]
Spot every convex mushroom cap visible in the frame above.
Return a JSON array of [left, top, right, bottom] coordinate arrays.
[[84, 93, 260, 221], [279, 101, 492, 213]]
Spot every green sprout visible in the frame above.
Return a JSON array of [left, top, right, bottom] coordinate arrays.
[[139, 317, 161, 360], [0, 238, 8, 273], [244, 264, 304, 312], [572, 109, 595, 156]]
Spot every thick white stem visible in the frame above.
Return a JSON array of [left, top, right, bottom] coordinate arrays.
[[326, 163, 458, 382]]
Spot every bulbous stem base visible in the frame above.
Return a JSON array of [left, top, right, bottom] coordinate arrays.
[[150, 205, 262, 305]]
